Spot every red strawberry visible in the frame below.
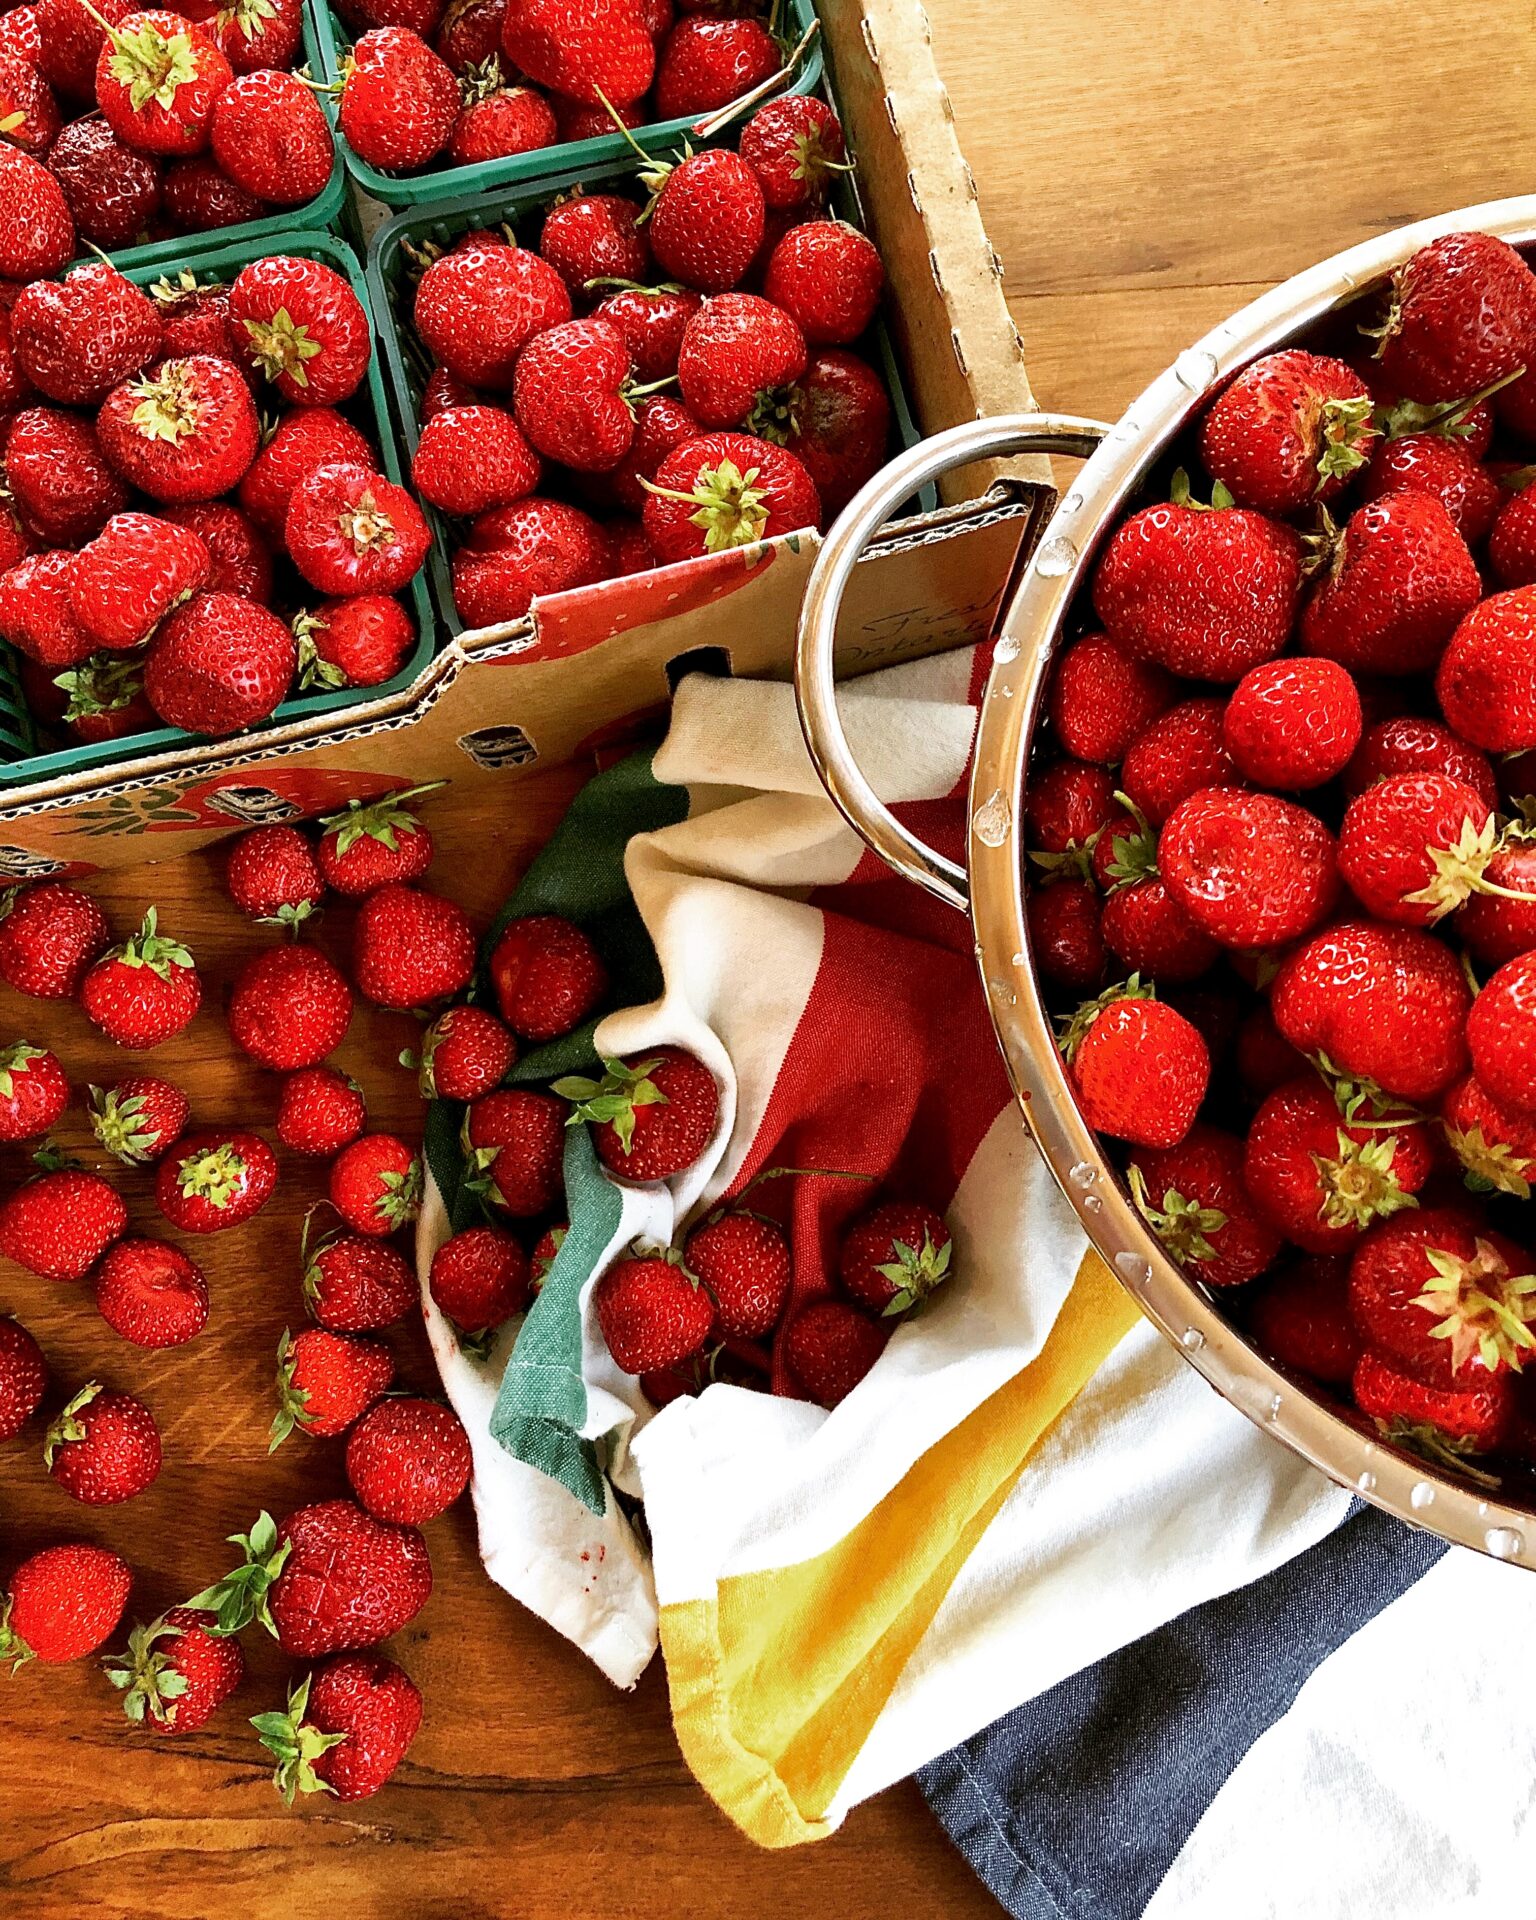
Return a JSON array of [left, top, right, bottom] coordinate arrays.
[[6, 407, 129, 545], [0, 883, 107, 998], [229, 944, 353, 1071], [295, 594, 415, 690], [1441, 1072, 1536, 1198], [1458, 840, 1536, 969], [449, 77, 557, 162], [1129, 1124, 1283, 1288], [276, 1065, 366, 1157], [1435, 587, 1536, 752], [1057, 979, 1209, 1150], [415, 1004, 515, 1102], [1247, 1256, 1361, 1384], [1362, 434, 1503, 546], [0, 1167, 127, 1280], [595, 1249, 713, 1373], [555, 1046, 718, 1182], [1159, 788, 1339, 949], [463, 1087, 564, 1215], [89, 1076, 188, 1167], [81, 908, 199, 1047], [224, 823, 325, 927], [762, 221, 883, 347], [1370, 232, 1536, 404], [512, 316, 639, 473], [145, 589, 296, 734], [70, 512, 211, 652], [451, 496, 610, 621], [1091, 473, 1301, 681], [656, 11, 777, 113], [1342, 714, 1497, 809], [237, 407, 374, 542], [430, 1224, 530, 1336], [647, 146, 765, 294], [1100, 877, 1221, 986], [229, 255, 370, 408], [338, 25, 458, 168], [1489, 482, 1536, 588], [161, 151, 263, 231], [413, 243, 571, 389], [530, 1223, 565, 1290], [328, 1134, 421, 1238], [684, 1210, 789, 1338], [45, 1382, 161, 1504], [0, 7, 42, 67], [59, 655, 157, 744], [105, 1607, 243, 1734], [489, 914, 606, 1041], [1354, 1347, 1512, 1467], [410, 404, 540, 517], [305, 1233, 415, 1335], [0, 550, 96, 669], [739, 94, 846, 210], [286, 463, 430, 598], [316, 788, 435, 896], [1024, 758, 1117, 871], [500, 0, 653, 105], [642, 430, 819, 559], [0, 1317, 46, 1439], [1197, 350, 1376, 513], [1243, 1075, 1432, 1254], [0, 1543, 131, 1668], [0, 1042, 67, 1140], [0, 45, 60, 153], [345, 1398, 471, 1524], [784, 1300, 886, 1408], [10, 265, 162, 408], [770, 346, 889, 517], [1221, 657, 1361, 790], [209, 0, 301, 68], [255, 1655, 421, 1802], [1349, 1209, 1536, 1386], [592, 287, 701, 384], [1027, 877, 1107, 993], [418, 363, 482, 421], [156, 1128, 278, 1233], [353, 884, 476, 1009], [95, 1237, 208, 1348], [435, 0, 503, 68], [98, 354, 260, 504], [1467, 950, 1536, 1117], [0, 145, 73, 278], [1300, 493, 1480, 677], [94, 10, 232, 154], [269, 1501, 431, 1655], [1336, 771, 1501, 926], [37, 0, 133, 96], [675, 292, 806, 432], [539, 190, 649, 297], [271, 1326, 394, 1445], [1046, 631, 1174, 768], [838, 1201, 951, 1317]]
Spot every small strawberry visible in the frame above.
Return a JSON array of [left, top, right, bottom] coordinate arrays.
[[642, 431, 819, 558], [45, 1382, 161, 1504], [277, 1066, 366, 1157], [410, 404, 541, 517], [784, 1300, 886, 1408], [449, 76, 557, 162], [144, 589, 297, 735], [228, 945, 353, 1073], [1349, 1208, 1536, 1386], [156, 1129, 278, 1233], [1023, 759, 1118, 871], [237, 407, 375, 543], [1342, 714, 1498, 809], [646, 146, 765, 294], [738, 94, 847, 210], [1362, 433, 1503, 546], [683, 1210, 788, 1339], [105, 1607, 243, 1734], [98, 354, 260, 505], [451, 496, 610, 621], [229, 255, 370, 409], [89, 1075, 188, 1165], [305, 1232, 416, 1333], [58, 655, 157, 744], [1057, 977, 1209, 1150], [1159, 788, 1339, 949], [489, 914, 607, 1041], [413, 243, 571, 389], [1221, 656, 1361, 791], [462, 1088, 564, 1215], [837, 1201, 951, 1317], [271, 1326, 394, 1447], [530, 1223, 565, 1290], [762, 221, 884, 348], [1368, 231, 1536, 404], [1353, 1347, 1512, 1469], [436, 0, 503, 68], [1488, 479, 1536, 588], [0, 1166, 127, 1280], [1435, 587, 1536, 752], [1198, 349, 1376, 513], [1128, 1124, 1283, 1287], [224, 824, 326, 928], [0, 1042, 68, 1140], [0, 1543, 131, 1668], [352, 884, 476, 1010], [414, 1004, 515, 1102], [595, 1247, 714, 1373], [81, 908, 200, 1048], [1046, 631, 1175, 768], [329, 1134, 421, 1238], [0, 145, 74, 279], [7, 406, 129, 545], [1300, 493, 1480, 677], [93, 10, 233, 155], [10, 265, 162, 409], [1441, 1072, 1536, 1198], [1100, 876, 1220, 985], [337, 25, 457, 169], [265, 1500, 432, 1655], [1247, 1256, 1361, 1384], [295, 595, 416, 690], [345, 1398, 471, 1525], [1467, 950, 1536, 1117], [429, 1223, 529, 1338], [555, 1047, 718, 1183], [653, 12, 777, 116], [254, 1656, 421, 1803], [499, 0, 653, 105], [1027, 876, 1107, 993], [539, 190, 649, 296], [95, 1237, 208, 1348], [1458, 839, 1536, 969], [591, 287, 701, 384], [317, 785, 436, 896], [0, 1318, 46, 1440]]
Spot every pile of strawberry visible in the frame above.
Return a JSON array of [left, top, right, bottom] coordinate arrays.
[[1031, 228, 1536, 1487], [396, 89, 891, 620], [0, 247, 427, 746], [0, 0, 336, 253]]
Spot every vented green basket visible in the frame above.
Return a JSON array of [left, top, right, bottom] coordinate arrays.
[[0, 230, 434, 787]]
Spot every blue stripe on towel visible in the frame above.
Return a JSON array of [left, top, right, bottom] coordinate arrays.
[[917, 1503, 1447, 1920]]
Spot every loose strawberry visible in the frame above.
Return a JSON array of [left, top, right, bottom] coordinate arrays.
[[595, 1248, 713, 1373], [1159, 788, 1339, 949], [266, 1501, 432, 1655], [338, 25, 457, 169], [1466, 950, 1536, 1117], [345, 1398, 471, 1525], [1369, 231, 1536, 404], [227, 944, 353, 1073], [0, 1318, 46, 1440], [229, 255, 370, 409], [7, 406, 128, 545], [1221, 656, 1361, 791], [1435, 586, 1536, 752], [144, 589, 296, 735], [738, 94, 847, 210], [539, 190, 649, 296], [210, 67, 331, 205], [1045, 631, 1174, 768], [499, 0, 653, 105], [10, 265, 162, 408], [0, 1041, 67, 1140], [328, 1134, 421, 1238], [352, 884, 476, 1009], [237, 406, 375, 543], [317, 785, 435, 896], [93, 9, 232, 154], [0, 1543, 131, 1668], [1349, 1208, 1536, 1386], [1128, 1123, 1283, 1287], [81, 908, 200, 1048], [556, 1046, 717, 1183], [0, 144, 74, 279], [1247, 1256, 1361, 1384], [410, 404, 540, 517], [89, 1075, 188, 1165], [784, 1300, 886, 1408], [270, 1326, 394, 1446], [254, 1655, 421, 1803], [1058, 977, 1209, 1150], [95, 1237, 208, 1348], [105, 1607, 243, 1734], [837, 1201, 951, 1317], [224, 824, 326, 928], [450, 496, 609, 621], [1342, 713, 1498, 809], [646, 146, 765, 294], [98, 353, 260, 504], [305, 1232, 415, 1336], [1441, 1072, 1536, 1198], [295, 595, 416, 690], [276, 1065, 366, 1157], [488, 914, 606, 1041], [1300, 492, 1480, 677], [285, 462, 430, 598], [413, 242, 571, 389], [429, 1223, 529, 1339], [45, 1382, 161, 1504], [1244, 1075, 1432, 1254], [0, 1166, 127, 1280], [1362, 433, 1503, 546], [683, 1210, 788, 1339], [642, 430, 819, 558], [462, 1087, 564, 1215], [1028, 877, 1108, 993], [1198, 349, 1376, 512], [156, 1128, 277, 1232], [414, 1004, 515, 1102]]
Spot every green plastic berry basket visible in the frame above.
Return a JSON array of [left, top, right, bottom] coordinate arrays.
[[309, 0, 821, 210], [0, 229, 434, 787], [365, 146, 932, 640]]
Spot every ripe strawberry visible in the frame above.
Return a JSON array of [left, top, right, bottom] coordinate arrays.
[[69, 512, 211, 654], [1159, 788, 1338, 949], [0, 1042, 67, 1140], [305, 1232, 415, 1335], [1484, 474, 1536, 592], [539, 190, 649, 296], [255, 1655, 421, 1802], [838, 1202, 951, 1317], [339, 26, 458, 169], [94, 10, 232, 154], [0, 7, 42, 67], [160, 151, 262, 230], [449, 77, 556, 162], [89, 1076, 188, 1165], [229, 256, 370, 408], [1349, 1208, 1536, 1386], [6, 407, 129, 545], [352, 884, 476, 1009], [237, 407, 375, 542], [0, 550, 97, 669], [462, 1087, 563, 1215], [58, 656, 157, 745], [105, 1607, 243, 1733], [418, 364, 483, 421], [675, 292, 806, 433], [1300, 493, 1479, 677], [271, 1327, 394, 1446], [451, 496, 610, 621], [295, 595, 415, 690], [144, 590, 297, 734], [1370, 231, 1536, 403], [36, 0, 131, 93], [143, 269, 241, 366], [0, 45, 60, 153], [285, 463, 431, 598], [556, 1046, 718, 1182], [98, 355, 260, 504], [225, 824, 325, 928], [1342, 714, 1498, 809], [1458, 840, 1536, 968], [1355, 1346, 1513, 1465], [656, 12, 777, 114], [739, 94, 846, 210], [595, 1249, 713, 1373], [1045, 631, 1174, 767], [643, 431, 819, 559], [0, 882, 107, 1000], [45, 1382, 161, 1504], [415, 1004, 515, 1102], [0, 1166, 125, 1280], [413, 243, 571, 389], [1467, 950, 1536, 1116], [762, 221, 884, 348], [0, 1544, 131, 1668], [1024, 759, 1117, 872], [81, 908, 200, 1047], [683, 1211, 789, 1339], [1027, 877, 1107, 993], [0, 146, 74, 278], [265, 1500, 431, 1655], [329, 1133, 421, 1237], [345, 1398, 471, 1524], [766, 345, 888, 516], [156, 1128, 278, 1232], [95, 1237, 208, 1348], [489, 914, 606, 1041], [1128, 1125, 1282, 1288], [647, 147, 765, 294], [784, 1300, 886, 1408], [0, 1318, 46, 1440], [1243, 1075, 1432, 1254], [500, 0, 653, 104], [229, 944, 353, 1071], [435, 0, 503, 67], [1336, 771, 1502, 926], [1441, 1072, 1536, 1197], [1435, 587, 1536, 752], [276, 1065, 366, 1156], [10, 266, 162, 409], [410, 404, 540, 517], [1221, 656, 1361, 790], [511, 317, 638, 473], [1246, 1256, 1360, 1384], [1097, 702, 1236, 837], [1361, 433, 1503, 546], [1100, 877, 1222, 985], [429, 1224, 530, 1340], [1197, 350, 1376, 513], [209, 0, 301, 67], [1091, 473, 1301, 681], [592, 287, 700, 386], [1057, 979, 1209, 1150]]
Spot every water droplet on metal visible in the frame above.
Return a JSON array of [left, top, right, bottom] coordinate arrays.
[[1033, 533, 1077, 578], [1083, 1193, 1103, 1213], [1061, 489, 1084, 514], [993, 633, 1020, 664], [1356, 1470, 1377, 1494], [1174, 346, 1219, 392], [1011, 951, 1027, 969], [971, 789, 1011, 847], [1068, 1161, 1098, 1188], [1265, 1392, 1283, 1423], [1486, 1526, 1524, 1561], [988, 978, 1016, 1007], [1179, 1326, 1205, 1352], [1410, 1482, 1436, 1511], [1114, 1250, 1151, 1284]]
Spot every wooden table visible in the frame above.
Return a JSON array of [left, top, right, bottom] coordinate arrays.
[[6, 1, 1530, 1910]]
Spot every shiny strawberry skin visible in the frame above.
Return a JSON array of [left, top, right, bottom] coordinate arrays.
[[1101, 878, 1220, 985], [605, 392, 698, 512], [1348, 1209, 1535, 1388], [231, 257, 369, 408], [276, 1066, 367, 1157], [1247, 1256, 1360, 1384], [435, 0, 504, 67], [451, 497, 609, 622], [0, 1042, 68, 1139], [429, 1224, 530, 1331], [739, 94, 846, 210], [291, 1653, 423, 1799], [592, 288, 700, 386], [1024, 759, 1117, 860], [0, 550, 98, 668], [1436, 586, 1536, 752], [98, 354, 260, 505], [1467, 950, 1536, 1117], [95, 1238, 208, 1347], [225, 824, 325, 923], [269, 1500, 432, 1657], [776, 346, 889, 517], [36, 0, 131, 97], [595, 1253, 714, 1373], [539, 191, 649, 296], [299, 594, 415, 688], [306, 1235, 416, 1334], [1221, 656, 1361, 791], [1362, 434, 1502, 546], [1342, 714, 1497, 808], [316, 796, 431, 896], [71, 512, 212, 652], [1336, 772, 1489, 926], [89, 1074, 189, 1165], [0, 144, 74, 278], [0, 48, 60, 153], [7, 407, 129, 546], [642, 431, 819, 561], [209, 0, 302, 68], [1458, 842, 1536, 968], [46, 1385, 161, 1503], [210, 68, 333, 207], [0, 881, 108, 998], [1130, 1123, 1282, 1287], [107, 1606, 243, 1734], [0, 1170, 127, 1279], [411, 404, 540, 516], [94, 10, 232, 154], [161, 152, 263, 231], [1354, 1348, 1513, 1456], [353, 884, 476, 1009], [464, 1088, 564, 1215], [1, 1544, 131, 1665], [651, 148, 765, 294], [784, 1300, 886, 1408], [1117, 698, 1240, 830], [339, 26, 457, 170], [0, 1317, 47, 1439], [144, 590, 296, 735], [583, 1046, 718, 1182], [1198, 349, 1376, 514], [1027, 877, 1107, 993], [1441, 1072, 1536, 1195], [489, 914, 606, 1041], [762, 221, 884, 348], [228, 945, 353, 1071], [1160, 788, 1339, 950], [1243, 1076, 1432, 1254], [418, 1005, 515, 1102], [1374, 231, 1536, 404], [676, 292, 807, 431], [1301, 492, 1480, 677], [1046, 631, 1174, 767], [686, 1211, 790, 1338], [49, 118, 163, 248], [654, 14, 776, 116], [275, 1327, 395, 1442], [500, 0, 653, 105], [1068, 997, 1210, 1149], [449, 83, 557, 164], [328, 1134, 421, 1238], [512, 317, 635, 472], [414, 244, 572, 389], [237, 408, 374, 542], [1489, 485, 1536, 588], [345, 1399, 471, 1525], [285, 464, 430, 597], [156, 1128, 277, 1233]]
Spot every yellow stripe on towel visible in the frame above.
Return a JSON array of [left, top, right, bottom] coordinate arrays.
[[661, 1250, 1140, 1848]]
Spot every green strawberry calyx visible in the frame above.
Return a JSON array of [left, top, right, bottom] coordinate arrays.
[[127, 362, 209, 447], [238, 305, 325, 391], [1360, 260, 1412, 358], [1412, 1240, 1536, 1377], [1128, 1163, 1226, 1266], [185, 1511, 291, 1637], [553, 1056, 668, 1155], [89, 1085, 165, 1165], [1310, 1051, 1406, 1127], [457, 55, 506, 108], [641, 458, 772, 553], [103, 1616, 191, 1727], [268, 1329, 315, 1450], [251, 1674, 348, 1805], [370, 1160, 422, 1230], [1168, 468, 1236, 513], [217, 0, 278, 39], [1313, 1129, 1419, 1233], [1404, 815, 1536, 922], [1054, 974, 1156, 1067], [1377, 366, 1527, 443], [176, 1142, 248, 1211], [531, 1223, 567, 1287], [0, 1593, 38, 1670], [319, 784, 444, 858], [43, 1381, 104, 1469], [873, 1227, 952, 1318], [1096, 792, 1157, 892], [293, 619, 348, 693], [1373, 1415, 1502, 1487], [111, 907, 193, 981], [54, 654, 145, 724], [0, 1041, 46, 1098], [1444, 1119, 1534, 1200], [92, 7, 203, 115], [1314, 394, 1377, 487]]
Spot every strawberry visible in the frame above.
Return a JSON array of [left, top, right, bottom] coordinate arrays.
[[647, 146, 765, 294], [0, 1166, 126, 1280], [675, 292, 806, 432], [69, 512, 211, 653], [413, 243, 571, 389], [1027, 876, 1107, 993], [539, 191, 649, 297], [238, 407, 375, 542], [285, 463, 431, 597], [160, 151, 262, 230], [451, 496, 610, 621], [305, 1232, 415, 1334], [1057, 978, 1209, 1150], [37, 0, 131, 94], [1489, 482, 1536, 588], [209, 0, 302, 67], [1272, 920, 1471, 1105], [1343, 714, 1498, 808], [105, 1607, 243, 1734], [1458, 840, 1536, 968], [229, 255, 370, 409], [1300, 493, 1480, 677], [419, 365, 487, 427], [410, 404, 541, 517], [1336, 770, 1509, 926], [1120, 697, 1245, 833], [1100, 877, 1221, 985], [1197, 349, 1376, 513], [1361, 433, 1503, 546], [255, 1656, 421, 1802], [95, 1237, 208, 1347], [499, 0, 653, 105], [352, 884, 476, 1009], [45, 1382, 161, 1504], [555, 1046, 718, 1182], [338, 26, 458, 169], [784, 1300, 886, 1408], [0, 1544, 131, 1667], [0, 1042, 67, 1139], [156, 1128, 278, 1232], [761, 221, 884, 348], [591, 287, 701, 384], [1349, 1208, 1536, 1386], [462, 1087, 564, 1215], [98, 354, 260, 504], [0, 7, 42, 67], [276, 1065, 366, 1156], [435, 0, 503, 67], [59, 656, 157, 744], [225, 823, 325, 927], [1221, 656, 1361, 790], [414, 1004, 515, 1102], [768, 345, 889, 517], [93, 9, 232, 154], [1247, 1256, 1360, 1384], [81, 908, 200, 1047], [449, 76, 557, 162], [1159, 788, 1339, 949], [345, 1397, 471, 1524], [1354, 1347, 1512, 1469], [6, 407, 129, 545], [489, 913, 607, 1040], [838, 1201, 951, 1317], [89, 1075, 188, 1164], [0, 145, 74, 278], [1467, 950, 1536, 1117], [0, 882, 107, 1000], [271, 1326, 393, 1446], [0, 551, 97, 669], [1128, 1124, 1282, 1288], [329, 1133, 421, 1237], [429, 1224, 530, 1340], [1091, 473, 1301, 681], [228, 944, 353, 1071], [10, 266, 162, 409], [145, 589, 296, 734], [1435, 587, 1536, 752], [295, 595, 416, 689], [512, 316, 641, 473], [1045, 631, 1174, 767], [683, 1210, 788, 1338], [1441, 1072, 1536, 1198], [594, 1248, 713, 1372], [1369, 232, 1536, 404], [642, 430, 819, 558], [263, 1500, 432, 1655], [1024, 759, 1117, 870], [654, 12, 777, 115], [0, 45, 60, 153], [739, 94, 846, 210], [0, 1318, 46, 1440], [1243, 1075, 1432, 1254]]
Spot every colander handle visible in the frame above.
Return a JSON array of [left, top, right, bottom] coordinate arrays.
[[794, 415, 1111, 913]]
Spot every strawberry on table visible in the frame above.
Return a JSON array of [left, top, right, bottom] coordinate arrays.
[[414, 1005, 516, 1103], [429, 1224, 530, 1341], [1435, 586, 1536, 752], [317, 786, 437, 897], [10, 264, 162, 408], [1221, 656, 1361, 790], [1197, 349, 1377, 513], [0, 1042, 68, 1140], [45, 1382, 161, 1504], [0, 1165, 128, 1280], [328, 1133, 422, 1238], [261, 1500, 432, 1656], [0, 1318, 47, 1440], [97, 354, 260, 504], [1368, 231, 1536, 404], [1243, 1075, 1432, 1254], [762, 221, 885, 348], [1246, 1256, 1361, 1385], [556, 1046, 718, 1183], [838, 1202, 952, 1317], [225, 824, 326, 928], [337, 25, 459, 170], [463, 1088, 564, 1215], [352, 883, 476, 1009], [1300, 493, 1480, 676], [270, 1327, 395, 1446], [1441, 1073, 1536, 1197], [500, 0, 654, 106], [594, 1248, 714, 1374], [89, 1076, 189, 1165], [95, 1238, 209, 1348], [0, 1543, 132, 1668], [784, 1300, 887, 1409], [276, 1066, 366, 1157], [1466, 949, 1536, 1117], [1349, 1208, 1536, 1386], [642, 431, 820, 559], [156, 1128, 277, 1233], [81, 908, 200, 1048], [1158, 787, 1339, 949], [345, 1398, 471, 1525], [489, 914, 607, 1042], [305, 1231, 416, 1335], [229, 256, 370, 409], [254, 1656, 421, 1803], [1128, 1124, 1283, 1287], [144, 590, 297, 735], [1057, 977, 1210, 1150], [684, 1211, 789, 1340], [104, 1607, 244, 1734], [227, 945, 353, 1072]]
